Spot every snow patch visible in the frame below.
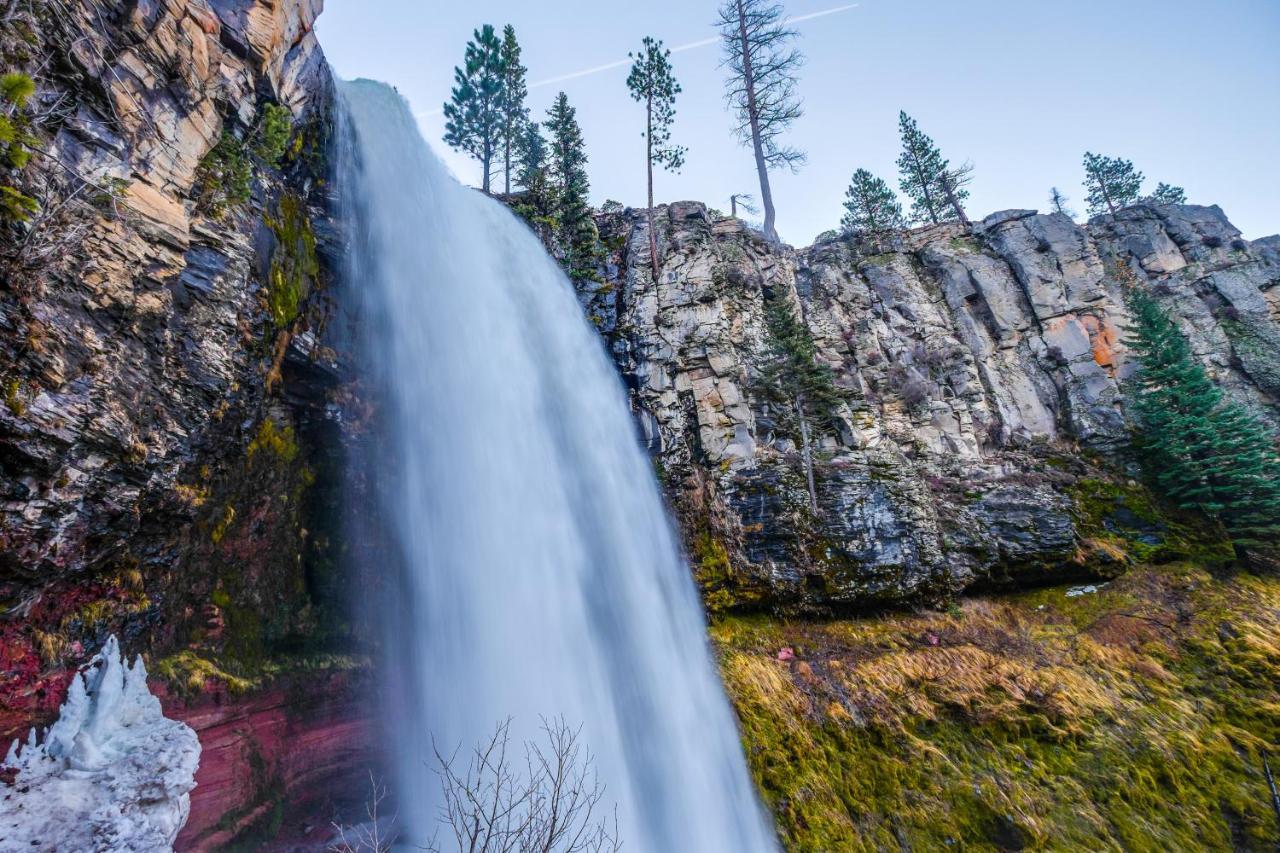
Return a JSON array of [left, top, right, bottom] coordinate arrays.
[[0, 636, 200, 852]]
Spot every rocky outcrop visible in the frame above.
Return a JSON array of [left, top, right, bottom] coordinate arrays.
[[586, 201, 1279, 611], [0, 0, 370, 845]]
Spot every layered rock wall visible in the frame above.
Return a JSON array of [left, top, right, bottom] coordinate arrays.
[[585, 202, 1279, 610], [0, 0, 371, 844]]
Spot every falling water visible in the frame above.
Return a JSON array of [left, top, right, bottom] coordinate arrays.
[[335, 80, 777, 851]]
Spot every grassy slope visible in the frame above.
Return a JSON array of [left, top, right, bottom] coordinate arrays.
[[714, 564, 1280, 851]]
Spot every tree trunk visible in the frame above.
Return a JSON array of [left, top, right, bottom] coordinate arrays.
[[796, 393, 818, 516], [504, 128, 512, 196], [910, 154, 940, 224], [735, 0, 778, 242], [1265, 754, 1280, 830], [647, 91, 660, 282], [1099, 175, 1116, 214], [941, 174, 969, 226]]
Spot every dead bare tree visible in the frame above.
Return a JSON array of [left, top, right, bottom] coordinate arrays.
[[717, 0, 805, 243], [427, 717, 621, 853]]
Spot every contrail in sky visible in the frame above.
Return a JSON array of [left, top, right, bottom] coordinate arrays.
[[417, 3, 859, 118]]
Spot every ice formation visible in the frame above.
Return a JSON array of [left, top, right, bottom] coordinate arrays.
[[0, 636, 200, 852]]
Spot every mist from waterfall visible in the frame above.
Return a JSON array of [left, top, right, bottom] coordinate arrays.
[[334, 79, 777, 851]]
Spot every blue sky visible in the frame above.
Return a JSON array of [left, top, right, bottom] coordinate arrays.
[[317, 0, 1280, 246]]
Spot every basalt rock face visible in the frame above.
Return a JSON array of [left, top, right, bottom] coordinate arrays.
[[585, 201, 1279, 612], [0, 0, 371, 845]]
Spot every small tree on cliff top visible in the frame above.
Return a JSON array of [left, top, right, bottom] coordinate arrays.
[[718, 0, 805, 243], [841, 168, 905, 233], [627, 36, 686, 282], [1124, 276, 1280, 552], [546, 92, 598, 281], [756, 293, 842, 515], [443, 24, 505, 194], [896, 112, 969, 226], [1147, 182, 1187, 205], [1049, 187, 1075, 219], [1082, 152, 1143, 216]]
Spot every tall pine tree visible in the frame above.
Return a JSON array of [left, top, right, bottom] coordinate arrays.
[[841, 168, 905, 233], [627, 37, 686, 281], [1124, 278, 1280, 552], [545, 92, 597, 281], [498, 25, 528, 197], [443, 24, 505, 194], [896, 112, 969, 226], [756, 293, 843, 515], [1082, 152, 1143, 216], [718, 0, 805, 243]]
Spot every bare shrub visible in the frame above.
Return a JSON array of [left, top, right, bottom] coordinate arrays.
[[428, 717, 620, 853], [330, 719, 619, 853], [330, 773, 398, 853]]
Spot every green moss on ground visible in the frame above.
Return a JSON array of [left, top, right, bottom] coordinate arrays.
[[714, 563, 1280, 851]]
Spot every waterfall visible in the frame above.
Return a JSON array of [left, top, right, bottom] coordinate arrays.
[[334, 79, 777, 851]]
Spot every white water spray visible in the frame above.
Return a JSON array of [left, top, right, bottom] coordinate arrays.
[[335, 80, 777, 851]]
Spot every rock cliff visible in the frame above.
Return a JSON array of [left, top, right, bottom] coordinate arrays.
[[0, 0, 369, 844], [583, 201, 1279, 611]]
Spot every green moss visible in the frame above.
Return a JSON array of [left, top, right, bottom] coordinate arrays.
[[247, 418, 299, 463], [1068, 478, 1234, 566], [3, 377, 27, 416], [715, 565, 1280, 851], [154, 648, 367, 699], [263, 193, 318, 328], [209, 503, 236, 545]]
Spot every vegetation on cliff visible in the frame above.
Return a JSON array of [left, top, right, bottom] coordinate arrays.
[[716, 562, 1280, 850]]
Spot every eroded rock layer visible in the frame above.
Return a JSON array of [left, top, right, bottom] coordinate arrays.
[[583, 202, 1278, 611]]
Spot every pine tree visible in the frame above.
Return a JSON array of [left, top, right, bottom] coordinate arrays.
[[718, 0, 805, 243], [498, 25, 529, 197], [756, 293, 843, 515], [545, 92, 597, 280], [627, 36, 686, 281], [841, 168, 905, 233], [1124, 280, 1280, 552], [1082, 152, 1144, 216], [1148, 182, 1187, 205], [896, 112, 969, 225], [1049, 187, 1076, 219], [443, 24, 505, 194], [512, 122, 554, 225]]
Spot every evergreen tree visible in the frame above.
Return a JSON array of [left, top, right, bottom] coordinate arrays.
[[1049, 186, 1076, 219], [627, 36, 686, 281], [756, 293, 843, 515], [545, 92, 597, 280], [1082, 152, 1143, 216], [443, 24, 505, 194], [513, 122, 554, 225], [841, 168, 905, 233], [1124, 280, 1280, 552], [717, 0, 805, 243], [498, 25, 529, 196], [896, 112, 969, 225], [1148, 182, 1187, 205]]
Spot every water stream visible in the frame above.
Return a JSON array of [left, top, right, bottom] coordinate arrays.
[[334, 79, 776, 851]]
